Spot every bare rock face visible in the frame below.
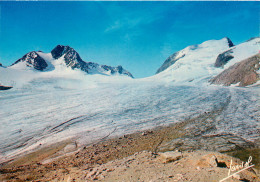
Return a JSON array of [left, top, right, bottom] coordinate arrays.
[[12, 51, 48, 71], [156, 51, 186, 74], [214, 49, 234, 68], [51, 45, 134, 78], [210, 53, 260, 86], [51, 45, 94, 73]]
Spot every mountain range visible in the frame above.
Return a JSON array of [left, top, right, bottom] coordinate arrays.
[[9, 45, 133, 78], [0, 37, 259, 87]]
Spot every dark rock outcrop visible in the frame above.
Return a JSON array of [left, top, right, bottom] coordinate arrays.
[[210, 54, 260, 87], [214, 48, 235, 68], [51, 45, 92, 73], [156, 51, 185, 74], [12, 51, 48, 71], [51, 45, 133, 78], [0, 63, 2, 67], [226, 37, 234, 48]]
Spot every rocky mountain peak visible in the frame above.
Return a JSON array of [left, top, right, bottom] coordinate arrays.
[[225, 37, 234, 47], [51, 45, 91, 72], [51, 45, 77, 59], [10, 45, 133, 78], [51, 45, 134, 77], [12, 51, 48, 71]]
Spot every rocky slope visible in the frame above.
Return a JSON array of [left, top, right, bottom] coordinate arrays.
[[210, 54, 260, 86], [10, 45, 133, 78]]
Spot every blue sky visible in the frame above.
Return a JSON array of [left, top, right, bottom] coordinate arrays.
[[0, 1, 259, 78]]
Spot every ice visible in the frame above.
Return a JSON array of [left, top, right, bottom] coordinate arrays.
[[0, 75, 259, 162]]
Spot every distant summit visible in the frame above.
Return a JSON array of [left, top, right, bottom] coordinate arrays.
[[10, 45, 134, 78], [156, 37, 234, 74], [11, 51, 48, 71], [154, 37, 259, 86]]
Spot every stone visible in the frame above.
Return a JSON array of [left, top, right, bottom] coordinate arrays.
[[159, 151, 182, 163], [209, 155, 218, 167], [196, 154, 219, 168]]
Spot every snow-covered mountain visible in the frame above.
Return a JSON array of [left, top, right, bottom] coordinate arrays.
[[50, 45, 133, 77], [154, 37, 260, 84], [156, 37, 234, 74], [10, 45, 133, 78], [11, 51, 48, 71]]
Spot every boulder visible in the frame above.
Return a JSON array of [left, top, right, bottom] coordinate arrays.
[[159, 151, 182, 163]]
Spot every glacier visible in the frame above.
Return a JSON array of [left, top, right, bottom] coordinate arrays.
[[0, 37, 259, 163]]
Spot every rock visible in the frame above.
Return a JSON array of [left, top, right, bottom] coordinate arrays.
[[51, 45, 134, 78], [86, 168, 97, 178], [12, 51, 48, 71], [159, 151, 182, 163], [214, 49, 234, 68], [211, 53, 260, 86], [156, 51, 186, 74], [196, 154, 219, 168], [209, 155, 218, 167], [106, 168, 114, 172], [142, 132, 147, 136]]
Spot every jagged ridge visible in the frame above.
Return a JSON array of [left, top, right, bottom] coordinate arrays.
[[10, 45, 133, 78], [51, 45, 133, 78], [12, 51, 48, 71]]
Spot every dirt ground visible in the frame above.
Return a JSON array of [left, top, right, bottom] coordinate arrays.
[[0, 120, 259, 182]]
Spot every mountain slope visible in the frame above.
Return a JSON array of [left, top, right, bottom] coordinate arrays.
[[154, 37, 260, 85], [210, 53, 260, 86], [154, 37, 233, 82], [156, 37, 234, 74], [214, 37, 260, 69]]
